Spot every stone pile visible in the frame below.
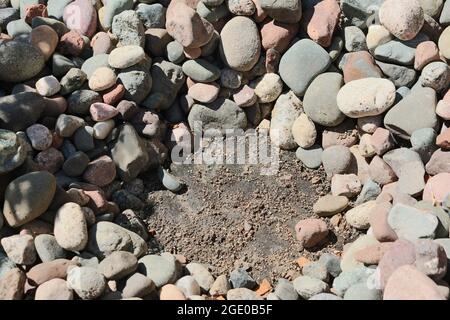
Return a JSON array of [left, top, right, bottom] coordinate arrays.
[[0, 0, 449, 300]]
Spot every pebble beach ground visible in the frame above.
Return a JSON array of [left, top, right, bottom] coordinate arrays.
[[0, 0, 449, 300]]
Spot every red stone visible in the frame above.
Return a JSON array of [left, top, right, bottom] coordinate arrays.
[[302, 0, 341, 47], [102, 84, 125, 106], [59, 30, 85, 57]]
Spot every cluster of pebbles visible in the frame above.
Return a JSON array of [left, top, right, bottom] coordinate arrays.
[[0, 0, 449, 300]]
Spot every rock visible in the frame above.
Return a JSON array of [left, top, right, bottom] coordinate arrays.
[[388, 203, 438, 240], [293, 276, 329, 300], [136, 3, 166, 29], [366, 24, 392, 52], [415, 41, 441, 70], [166, 0, 213, 48], [426, 149, 450, 175], [182, 59, 220, 83], [318, 253, 341, 278], [437, 128, 450, 149], [0, 268, 26, 300], [30, 25, 58, 61], [302, 261, 329, 282], [175, 275, 201, 297], [98, 251, 138, 280], [34, 232, 66, 263], [93, 120, 115, 140], [279, 39, 331, 96], [102, 0, 134, 29], [220, 16, 260, 72], [342, 51, 382, 83], [310, 293, 342, 300], [0, 130, 27, 174], [188, 98, 247, 131], [260, 0, 302, 23], [35, 278, 73, 300], [260, 19, 298, 53], [344, 26, 367, 52], [369, 156, 397, 186], [0, 40, 45, 82], [303, 72, 344, 127], [120, 272, 155, 298], [273, 278, 298, 300], [270, 91, 302, 150], [1, 234, 36, 265], [35, 147, 64, 173], [111, 124, 150, 182], [188, 82, 220, 103], [355, 242, 394, 265], [374, 37, 426, 66], [331, 174, 362, 198], [108, 46, 145, 69], [54, 202, 88, 252], [227, 287, 263, 300], [295, 145, 323, 169], [230, 268, 256, 289], [337, 78, 396, 118], [209, 275, 230, 296], [355, 179, 381, 205], [332, 266, 376, 296], [138, 254, 179, 287], [254, 73, 283, 103], [302, 0, 340, 47], [295, 218, 329, 248], [321, 145, 352, 176], [383, 265, 444, 300], [89, 67, 117, 92], [87, 221, 147, 259], [382, 148, 422, 177], [81, 54, 110, 79], [439, 26, 450, 59], [67, 266, 106, 300], [186, 262, 215, 292], [118, 66, 153, 105], [313, 195, 349, 217], [0, 92, 46, 132], [27, 259, 76, 286], [340, 235, 379, 273], [3, 171, 56, 227], [421, 61, 450, 92], [112, 10, 145, 47], [423, 173, 450, 203], [67, 90, 102, 115], [60, 69, 87, 96], [375, 61, 417, 88], [379, 0, 425, 41], [63, 0, 97, 37], [396, 161, 425, 197], [291, 114, 316, 149], [414, 239, 447, 279], [345, 200, 377, 230]]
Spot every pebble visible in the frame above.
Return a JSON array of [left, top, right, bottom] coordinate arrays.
[[188, 82, 220, 103], [273, 278, 298, 300], [331, 174, 362, 198], [291, 114, 317, 149], [3, 171, 56, 227], [89, 67, 117, 92], [182, 59, 220, 83], [439, 26, 450, 59], [108, 46, 145, 69], [138, 254, 179, 288], [227, 288, 263, 300], [337, 78, 396, 118], [67, 266, 106, 300], [313, 195, 349, 217], [120, 272, 155, 298], [54, 202, 88, 252], [175, 275, 201, 297], [345, 200, 377, 230], [34, 234, 66, 262], [387, 203, 438, 240], [321, 145, 352, 176], [379, 0, 425, 41], [295, 145, 323, 169], [344, 283, 382, 300], [1, 234, 36, 265], [0, 269, 26, 300], [35, 278, 73, 300], [260, 0, 302, 23], [229, 268, 256, 289], [384, 265, 444, 300], [186, 262, 215, 292], [29, 25, 58, 61], [293, 276, 329, 300], [423, 173, 450, 203], [295, 218, 329, 248], [209, 275, 231, 296], [279, 39, 331, 96], [98, 251, 138, 281]]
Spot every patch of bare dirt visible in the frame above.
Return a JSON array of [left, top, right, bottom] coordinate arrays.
[[139, 142, 360, 283]]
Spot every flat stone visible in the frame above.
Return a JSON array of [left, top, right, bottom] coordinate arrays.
[[313, 195, 349, 217]]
